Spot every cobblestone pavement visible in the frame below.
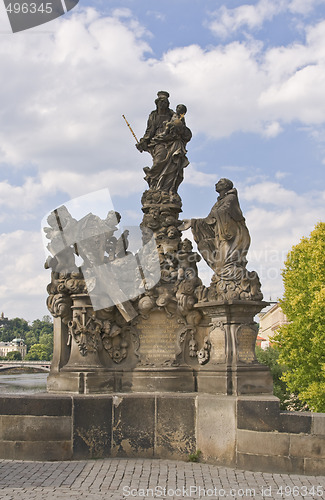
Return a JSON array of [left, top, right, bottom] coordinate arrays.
[[0, 459, 324, 500]]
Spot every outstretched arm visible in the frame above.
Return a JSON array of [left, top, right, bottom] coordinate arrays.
[[179, 219, 192, 231]]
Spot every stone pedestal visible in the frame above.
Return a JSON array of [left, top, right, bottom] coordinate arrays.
[[62, 294, 104, 370], [47, 298, 273, 395], [195, 300, 273, 395], [48, 293, 109, 394]]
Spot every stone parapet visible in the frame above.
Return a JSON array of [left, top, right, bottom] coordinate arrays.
[[0, 393, 324, 474]]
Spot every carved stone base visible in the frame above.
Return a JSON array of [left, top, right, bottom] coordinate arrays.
[[196, 364, 273, 395], [130, 367, 196, 392], [47, 293, 273, 396], [47, 367, 196, 394], [47, 371, 116, 394]]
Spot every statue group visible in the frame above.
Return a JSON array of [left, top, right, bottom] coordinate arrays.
[[137, 90, 262, 302], [44, 91, 272, 396]]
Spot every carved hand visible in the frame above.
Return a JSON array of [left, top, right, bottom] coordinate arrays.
[[136, 142, 144, 152], [179, 219, 191, 231]]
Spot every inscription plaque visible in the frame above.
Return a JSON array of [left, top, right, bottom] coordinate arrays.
[[237, 325, 257, 363], [137, 311, 179, 365], [209, 323, 226, 364]]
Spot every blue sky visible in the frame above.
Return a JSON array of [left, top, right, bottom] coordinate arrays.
[[0, 0, 324, 320]]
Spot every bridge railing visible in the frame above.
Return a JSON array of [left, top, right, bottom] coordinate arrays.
[[0, 360, 51, 371], [0, 360, 51, 365]]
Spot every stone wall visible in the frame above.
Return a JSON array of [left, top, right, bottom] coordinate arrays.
[[0, 395, 72, 460], [236, 396, 325, 475], [0, 394, 324, 474]]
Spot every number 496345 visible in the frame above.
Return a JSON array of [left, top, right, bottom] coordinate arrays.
[[6, 3, 53, 14]]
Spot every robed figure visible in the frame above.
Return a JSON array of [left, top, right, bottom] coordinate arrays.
[[136, 91, 192, 193], [181, 179, 251, 282]]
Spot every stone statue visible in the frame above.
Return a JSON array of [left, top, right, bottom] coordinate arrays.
[[44, 93, 270, 398], [136, 91, 192, 193], [44, 206, 79, 274], [181, 178, 250, 279], [181, 178, 262, 301]]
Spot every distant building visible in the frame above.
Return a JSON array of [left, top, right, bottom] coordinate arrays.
[[0, 338, 27, 359], [258, 303, 289, 349], [0, 312, 8, 327], [256, 335, 267, 348]]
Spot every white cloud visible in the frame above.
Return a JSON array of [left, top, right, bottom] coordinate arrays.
[[262, 121, 283, 137], [0, 7, 325, 317], [0, 8, 324, 196], [208, 0, 286, 38], [259, 64, 325, 124], [40, 168, 144, 199], [0, 8, 153, 174], [275, 170, 289, 179], [0, 231, 49, 320], [112, 8, 133, 19], [183, 164, 217, 187], [289, 0, 325, 15], [241, 182, 325, 300], [0, 176, 56, 223], [242, 181, 301, 206], [146, 10, 166, 22], [208, 0, 325, 38], [220, 165, 248, 173]]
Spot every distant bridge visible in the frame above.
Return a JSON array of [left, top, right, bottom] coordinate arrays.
[[0, 361, 51, 372]]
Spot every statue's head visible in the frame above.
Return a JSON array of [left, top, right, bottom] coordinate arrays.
[[176, 104, 187, 115], [215, 178, 233, 193], [167, 225, 178, 238], [155, 90, 170, 111], [181, 238, 193, 252], [157, 90, 169, 99]]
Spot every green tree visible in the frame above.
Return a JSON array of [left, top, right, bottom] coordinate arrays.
[[0, 317, 29, 343], [6, 350, 22, 360], [255, 346, 289, 406], [24, 331, 38, 350], [29, 316, 53, 341], [27, 316, 53, 355], [25, 343, 51, 361], [274, 222, 325, 412], [39, 332, 53, 350]]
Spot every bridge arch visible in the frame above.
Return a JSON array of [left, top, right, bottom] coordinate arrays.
[[0, 361, 50, 372]]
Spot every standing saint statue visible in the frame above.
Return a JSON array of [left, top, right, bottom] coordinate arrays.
[[136, 91, 192, 193], [180, 178, 251, 283]]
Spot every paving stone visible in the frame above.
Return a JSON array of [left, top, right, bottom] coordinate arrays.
[[0, 458, 324, 499]]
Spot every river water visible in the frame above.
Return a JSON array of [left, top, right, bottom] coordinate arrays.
[[0, 372, 48, 394]]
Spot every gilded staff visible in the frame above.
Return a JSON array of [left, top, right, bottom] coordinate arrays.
[[122, 114, 139, 144]]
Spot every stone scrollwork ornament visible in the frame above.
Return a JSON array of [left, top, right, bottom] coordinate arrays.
[[197, 336, 211, 365], [68, 306, 102, 356], [101, 323, 128, 363], [188, 333, 198, 358]]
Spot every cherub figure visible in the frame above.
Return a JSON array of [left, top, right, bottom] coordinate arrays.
[[158, 104, 187, 139]]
